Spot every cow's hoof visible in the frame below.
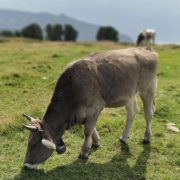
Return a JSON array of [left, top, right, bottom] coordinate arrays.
[[143, 140, 150, 144], [78, 153, 88, 160], [92, 143, 100, 149], [120, 138, 127, 144]]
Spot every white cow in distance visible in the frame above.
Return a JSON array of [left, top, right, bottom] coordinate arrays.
[[137, 29, 156, 47]]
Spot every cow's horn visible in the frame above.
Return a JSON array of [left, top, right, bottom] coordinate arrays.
[[41, 139, 56, 150], [23, 114, 35, 122], [23, 124, 38, 131]]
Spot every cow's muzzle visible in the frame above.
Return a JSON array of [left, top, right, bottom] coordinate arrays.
[[24, 163, 37, 170], [41, 139, 66, 154]]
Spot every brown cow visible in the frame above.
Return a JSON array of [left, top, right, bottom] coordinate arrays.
[[23, 47, 158, 169]]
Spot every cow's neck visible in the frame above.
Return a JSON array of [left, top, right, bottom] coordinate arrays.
[[42, 102, 68, 142]]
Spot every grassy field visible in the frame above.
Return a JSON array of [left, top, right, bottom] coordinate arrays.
[[0, 38, 179, 180]]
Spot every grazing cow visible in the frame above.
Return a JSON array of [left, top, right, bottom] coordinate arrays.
[[136, 29, 156, 46], [23, 48, 158, 169]]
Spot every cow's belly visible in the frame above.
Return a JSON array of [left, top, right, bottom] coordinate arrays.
[[105, 95, 129, 108], [106, 101, 126, 108]]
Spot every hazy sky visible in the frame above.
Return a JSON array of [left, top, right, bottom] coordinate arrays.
[[1, 0, 180, 24], [1, 0, 180, 42]]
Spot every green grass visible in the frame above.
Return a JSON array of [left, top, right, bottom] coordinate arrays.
[[0, 39, 179, 180]]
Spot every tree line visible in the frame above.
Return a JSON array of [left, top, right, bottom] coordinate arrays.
[[0, 23, 119, 42]]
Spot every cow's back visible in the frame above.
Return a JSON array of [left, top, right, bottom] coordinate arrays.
[[53, 48, 158, 109], [84, 48, 158, 107]]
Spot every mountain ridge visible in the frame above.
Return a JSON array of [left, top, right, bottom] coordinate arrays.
[[0, 9, 133, 42]]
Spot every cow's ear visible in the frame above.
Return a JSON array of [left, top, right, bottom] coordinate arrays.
[[41, 139, 56, 150]]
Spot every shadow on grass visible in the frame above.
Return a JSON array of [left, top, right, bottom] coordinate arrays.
[[14, 143, 151, 180]]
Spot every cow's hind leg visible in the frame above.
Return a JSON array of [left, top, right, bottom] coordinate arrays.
[[79, 112, 100, 160], [140, 78, 156, 144], [120, 97, 138, 143], [91, 128, 100, 148]]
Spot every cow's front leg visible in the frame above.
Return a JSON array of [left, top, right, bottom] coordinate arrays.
[[79, 113, 99, 160]]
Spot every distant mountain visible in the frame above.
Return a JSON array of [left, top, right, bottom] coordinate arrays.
[[0, 9, 133, 42]]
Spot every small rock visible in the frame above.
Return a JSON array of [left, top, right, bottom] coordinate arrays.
[[166, 123, 180, 132], [42, 77, 48, 80]]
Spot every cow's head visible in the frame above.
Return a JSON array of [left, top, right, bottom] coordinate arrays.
[[23, 114, 66, 170]]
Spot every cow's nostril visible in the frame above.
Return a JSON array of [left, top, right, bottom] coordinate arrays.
[[24, 164, 28, 169]]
